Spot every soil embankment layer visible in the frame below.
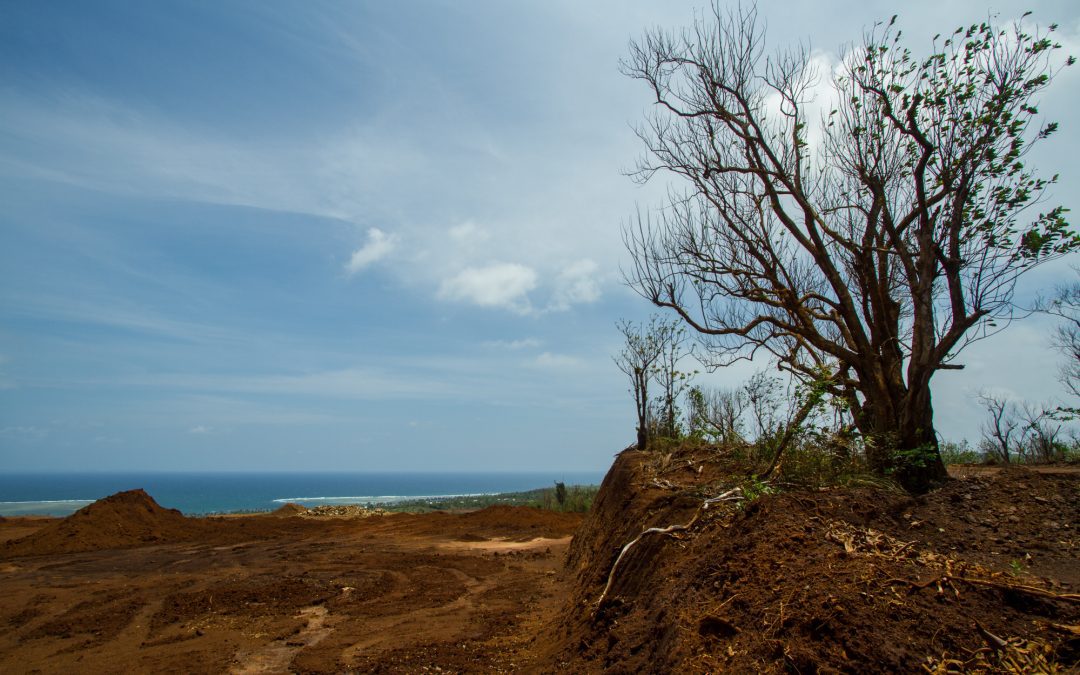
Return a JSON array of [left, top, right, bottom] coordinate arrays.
[[552, 451, 1079, 672]]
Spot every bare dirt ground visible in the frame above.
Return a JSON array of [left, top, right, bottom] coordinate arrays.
[[2, 461, 1077, 673], [553, 452, 1080, 673], [0, 495, 582, 674]]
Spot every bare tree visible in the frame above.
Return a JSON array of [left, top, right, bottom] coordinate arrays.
[[622, 5, 1077, 492], [978, 391, 1018, 464], [653, 322, 692, 438], [686, 385, 746, 445], [1039, 273, 1080, 398], [614, 316, 681, 450], [1020, 404, 1064, 463], [743, 371, 784, 445], [979, 392, 1069, 464]]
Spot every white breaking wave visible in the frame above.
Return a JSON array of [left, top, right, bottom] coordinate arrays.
[[271, 492, 495, 504], [0, 499, 96, 516], [0, 499, 94, 505]]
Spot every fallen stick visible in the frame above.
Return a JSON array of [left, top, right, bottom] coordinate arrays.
[[954, 577, 1080, 603], [887, 575, 1080, 604], [595, 488, 743, 610]]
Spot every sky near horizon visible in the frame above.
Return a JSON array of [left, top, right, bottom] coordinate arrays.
[[1, 1, 1079, 472]]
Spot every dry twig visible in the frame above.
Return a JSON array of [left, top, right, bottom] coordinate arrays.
[[594, 487, 744, 610]]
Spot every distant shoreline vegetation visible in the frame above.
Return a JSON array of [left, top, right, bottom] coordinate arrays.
[[367, 483, 599, 514], [3, 484, 601, 518], [257, 484, 599, 516], [0, 472, 604, 517]]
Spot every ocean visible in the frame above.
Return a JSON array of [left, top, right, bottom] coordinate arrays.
[[0, 471, 605, 517]]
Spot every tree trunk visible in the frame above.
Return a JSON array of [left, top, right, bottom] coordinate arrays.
[[859, 384, 949, 494], [633, 367, 650, 451]]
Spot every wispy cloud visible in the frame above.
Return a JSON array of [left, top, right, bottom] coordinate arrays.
[[168, 395, 336, 427], [550, 258, 601, 310], [448, 221, 488, 242], [0, 83, 634, 313], [482, 337, 542, 350], [54, 366, 465, 402], [0, 425, 48, 439], [345, 227, 396, 274], [1, 292, 241, 344], [530, 352, 584, 369], [438, 263, 538, 313]]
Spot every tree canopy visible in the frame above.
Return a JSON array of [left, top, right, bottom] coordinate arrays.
[[623, 5, 1077, 492]]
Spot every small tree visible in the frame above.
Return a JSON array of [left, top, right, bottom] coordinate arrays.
[[687, 385, 746, 445], [623, 5, 1077, 492], [1038, 272, 1080, 399], [978, 392, 1067, 464], [1021, 405, 1064, 463], [978, 391, 1019, 464], [614, 315, 682, 450], [653, 322, 693, 438], [743, 372, 785, 447]]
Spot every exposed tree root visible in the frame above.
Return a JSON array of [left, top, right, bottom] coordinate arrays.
[[594, 488, 743, 611]]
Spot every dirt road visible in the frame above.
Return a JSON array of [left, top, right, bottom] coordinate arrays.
[[0, 504, 582, 673]]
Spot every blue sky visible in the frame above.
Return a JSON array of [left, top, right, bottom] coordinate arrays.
[[2, 1, 1078, 472]]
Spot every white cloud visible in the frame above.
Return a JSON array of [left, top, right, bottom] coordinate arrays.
[[189, 425, 213, 434], [448, 221, 487, 241], [550, 258, 601, 310], [2, 292, 241, 344], [531, 352, 584, 369], [438, 263, 538, 313], [110, 366, 462, 401], [482, 338, 542, 350], [345, 227, 395, 274]]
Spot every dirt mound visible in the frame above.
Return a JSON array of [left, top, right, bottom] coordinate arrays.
[[2, 489, 207, 557], [458, 505, 582, 539], [271, 502, 308, 517], [551, 449, 1080, 673], [401, 504, 582, 543]]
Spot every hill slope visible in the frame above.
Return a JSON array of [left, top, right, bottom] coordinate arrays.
[[2, 489, 206, 557], [551, 449, 1079, 672]]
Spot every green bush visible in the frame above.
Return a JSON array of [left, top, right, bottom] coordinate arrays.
[[939, 439, 983, 465], [534, 484, 598, 513]]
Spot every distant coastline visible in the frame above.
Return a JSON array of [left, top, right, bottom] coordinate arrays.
[[0, 471, 604, 517]]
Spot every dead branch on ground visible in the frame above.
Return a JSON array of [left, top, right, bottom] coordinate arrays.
[[594, 488, 744, 611]]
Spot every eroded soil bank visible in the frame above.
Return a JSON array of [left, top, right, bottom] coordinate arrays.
[[551, 450, 1079, 673]]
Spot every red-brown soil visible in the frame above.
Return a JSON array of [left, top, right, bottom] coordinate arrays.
[[1, 461, 1077, 673], [0, 494, 581, 673], [2, 490, 208, 557], [271, 502, 309, 517], [551, 450, 1080, 673]]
